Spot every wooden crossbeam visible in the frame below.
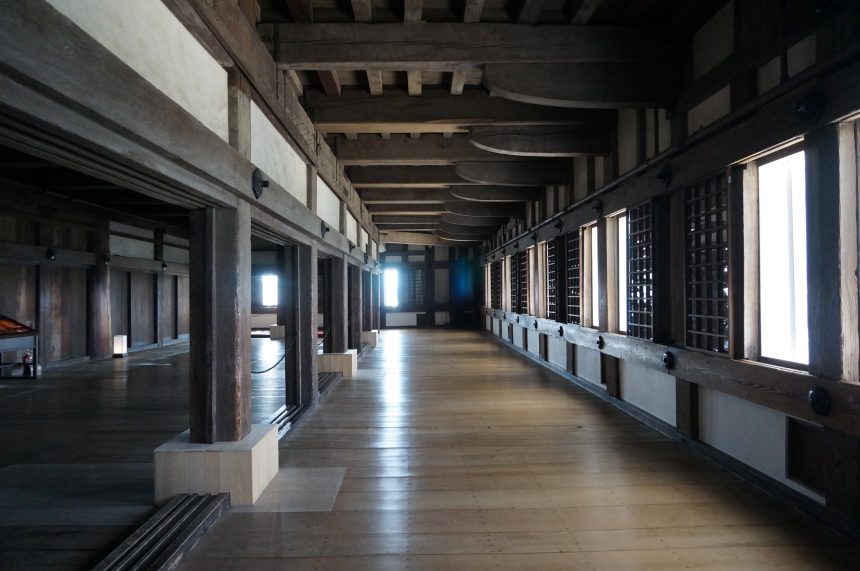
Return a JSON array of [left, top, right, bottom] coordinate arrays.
[[518, 0, 546, 24], [333, 133, 531, 166], [366, 70, 383, 95], [307, 88, 616, 135], [275, 24, 680, 70], [407, 70, 422, 96], [463, 0, 485, 22], [359, 188, 451, 203], [455, 161, 570, 186], [570, 0, 604, 24], [448, 185, 541, 202], [367, 203, 448, 214], [468, 125, 611, 157], [348, 166, 476, 188]]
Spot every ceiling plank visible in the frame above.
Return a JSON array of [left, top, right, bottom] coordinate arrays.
[[374, 215, 443, 224], [381, 231, 448, 246], [359, 188, 451, 203], [275, 23, 680, 70], [442, 213, 509, 226], [437, 230, 486, 242], [334, 134, 531, 166], [439, 220, 499, 235], [468, 125, 611, 157], [482, 62, 678, 108], [307, 88, 616, 135], [368, 203, 448, 214], [455, 161, 569, 186], [349, 165, 475, 188], [448, 185, 541, 202], [570, 0, 604, 24]]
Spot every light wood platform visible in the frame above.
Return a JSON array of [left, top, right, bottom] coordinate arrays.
[[182, 330, 860, 570]]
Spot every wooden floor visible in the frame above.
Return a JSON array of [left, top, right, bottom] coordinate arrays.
[[0, 338, 287, 570], [183, 330, 860, 570]]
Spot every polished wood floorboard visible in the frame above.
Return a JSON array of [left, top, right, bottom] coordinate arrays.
[[0, 338, 288, 570], [183, 330, 860, 570]]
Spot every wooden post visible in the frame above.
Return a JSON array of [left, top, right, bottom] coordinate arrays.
[[805, 125, 842, 380], [424, 246, 435, 327], [331, 255, 348, 353], [86, 216, 112, 359], [675, 377, 699, 440], [362, 269, 372, 331], [601, 353, 620, 398], [371, 272, 381, 330], [277, 245, 300, 407], [188, 204, 252, 444], [348, 263, 362, 349], [297, 242, 318, 406], [154, 228, 165, 346]]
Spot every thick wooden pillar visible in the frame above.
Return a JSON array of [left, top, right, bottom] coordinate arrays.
[[425, 246, 435, 327], [805, 125, 842, 379], [361, 269, 372, 331], [277, 245, 299, 407], [189, 204, 252, 444], [297, 242, 318, 405], [348, 263, 362, 349], [330, 255, 348, 353], [86, 216, 112, 359]]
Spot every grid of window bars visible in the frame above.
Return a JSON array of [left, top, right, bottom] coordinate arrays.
[[566, 231, 581, 324], [685, 174, 730, 353], [491, 260, 502, 309], [400, 267, 425, 307], [510, 255, 519, 312], [546, 240, 558, 320], [627, 202, 654, 340], [517, 251, 529, 314]]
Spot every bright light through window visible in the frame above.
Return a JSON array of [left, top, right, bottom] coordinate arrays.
[[261, 274, 278, 307], [759, 151, 808, 364], [618, 215, 628, 333], [384, 268, 399, 308], [591, 225, 600, 328]]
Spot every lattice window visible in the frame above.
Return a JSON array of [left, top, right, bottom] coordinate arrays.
[[566, 231, 581, 324], [400, 267, 425, 307], [546, 240, 558, 321], [628, 202, 654, 340], [685, 174, 730, 353], [517, 251, 529, 314], [491, 260, 502, 310], [510, 255, 519, 312]]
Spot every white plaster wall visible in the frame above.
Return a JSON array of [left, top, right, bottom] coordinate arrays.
[[617, 109, 639, 174], [492, 318, 502, 337], [386, 255, 403, 263], [435, 269, 449, 304], [513, 325, 524, 348], [251, 103, 307, 205], [407, 254, 424, 262], [575, 345, 602, 387], [757, 56, 782, 95], [46, 0, 229, 141], [386, 312, 418, 327], [316, 176, 341, 232], [619, 360, 676, 425], [486, 316, 492, 331], [346, 213, 358, 245], [698, 388, 823, 502], [688, 86, 731, 133], [435, 312, 450, 325], [547, 337, 567, 368], [163, 245, 189, 264], [692, 0, 734, 78], [110, 235, 153, 259], [527, 330, 540, 357], [361, 229, 369, 252], [788, 35, 816, 77], [372, 241, 379, 260]]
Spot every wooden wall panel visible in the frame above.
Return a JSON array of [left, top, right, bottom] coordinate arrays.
[[177, 275, 190, 335], [129, 272, 155, 347], [41, 266, 87, 363], [110, 269, 129, 338]]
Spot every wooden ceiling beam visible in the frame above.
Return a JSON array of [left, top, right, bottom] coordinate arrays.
[[404, 0, 423, 22], [349, 165, 475, 188], [570, 0, 604, 24], [439, 220, 499, 235], [275, 23, 680, 70], [442, 213, 509, 226], [517, 0, 546, 25], [455, 161, 569, 186], [359, 188, 451, 203], [381, 231, 449, 246], [445, 201, 524, 218], [334, 133, 531, 166], [307, 88, 616, 135], [368, 203, 448, 214], [463, 0, 485, 22], [374, 215, 443, 224], [437, 230, 486, 242], [468, 125, 611, 157], [482, 62, 679, 108], [448, 185, 541, 202], [366, 70, 383, 95]]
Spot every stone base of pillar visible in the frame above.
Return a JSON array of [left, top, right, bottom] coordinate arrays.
[[319, 349, 358, 378], [269, 325, 286, 339], [360, 330, 379, 347], [154, 424, 278, 506]]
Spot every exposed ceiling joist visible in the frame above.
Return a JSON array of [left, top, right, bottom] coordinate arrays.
[[307, 88, 616, 135], [439, 220, 499, 236], [367, 203, 447, 214], [570, 0, 605, 24], [275, 23, 679, 70], [374, 215, 443, 224], [455, 161, 569, 186], [437, 230, 487, 241], [381, 231, 453, 246], [448, 185, 541, 202], [468, 125, 612, 157], [482, 62, 679, 108], [442, 213, 509, 226], [517, 0, 546, 25], [445, 201, 524, 218], [463, 0, 485, 22]]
